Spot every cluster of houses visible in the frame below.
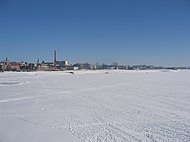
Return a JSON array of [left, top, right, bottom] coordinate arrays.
[[0, 58, 102, 72], [0, 58, 36, 72], [37, 60, 72, 71], [0, 59, 124, 72], [0, 51, 71, 72], [2, 58, 183, 72], [73, 63, 128, 70], [0, 58, 71, 72], [1, 58, 188, 72], [1, 51, 189, 72]]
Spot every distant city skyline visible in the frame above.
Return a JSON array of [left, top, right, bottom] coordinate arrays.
[[0, 0, 190, 66]]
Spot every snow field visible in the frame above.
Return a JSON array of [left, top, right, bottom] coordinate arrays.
[[0, 70, 190, 142]]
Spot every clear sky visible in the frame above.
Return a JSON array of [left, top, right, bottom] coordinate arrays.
[[0, 0, 190, 66]]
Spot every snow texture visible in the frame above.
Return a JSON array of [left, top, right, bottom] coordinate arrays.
[[0, 70, 190, 142]]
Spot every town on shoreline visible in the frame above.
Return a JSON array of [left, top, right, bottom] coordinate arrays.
[[0, 50, 189, 72]]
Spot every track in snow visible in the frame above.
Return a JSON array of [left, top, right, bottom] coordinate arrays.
[[0, 70, 190, 142]]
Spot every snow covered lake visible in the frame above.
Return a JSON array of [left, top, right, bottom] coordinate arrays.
[[0, 70, 190, 142]]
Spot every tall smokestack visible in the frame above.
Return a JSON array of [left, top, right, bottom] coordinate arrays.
[[54, 50, 56, 67]]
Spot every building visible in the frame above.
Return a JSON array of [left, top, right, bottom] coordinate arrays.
[[37, 61, 55, 71], [90, 64, 97, 70], [0, 58, 21, 71], [10, 62, 21, 71], [0, 64, 3, 71], [36, 50, 69, 71], [37, 64, 52, 71], [56, 61, 68, 69]]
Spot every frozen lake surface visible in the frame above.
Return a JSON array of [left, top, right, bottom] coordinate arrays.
[[0, 70, 190, 142]]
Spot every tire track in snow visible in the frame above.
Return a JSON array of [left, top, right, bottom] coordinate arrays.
[[0, 83, 121, 103], [0, 96, 35, 103]]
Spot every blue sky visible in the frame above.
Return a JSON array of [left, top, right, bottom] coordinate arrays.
[[0, 0, 190, 66]]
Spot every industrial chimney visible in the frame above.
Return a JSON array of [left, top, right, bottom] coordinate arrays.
[[54, 50, 56, 67]]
